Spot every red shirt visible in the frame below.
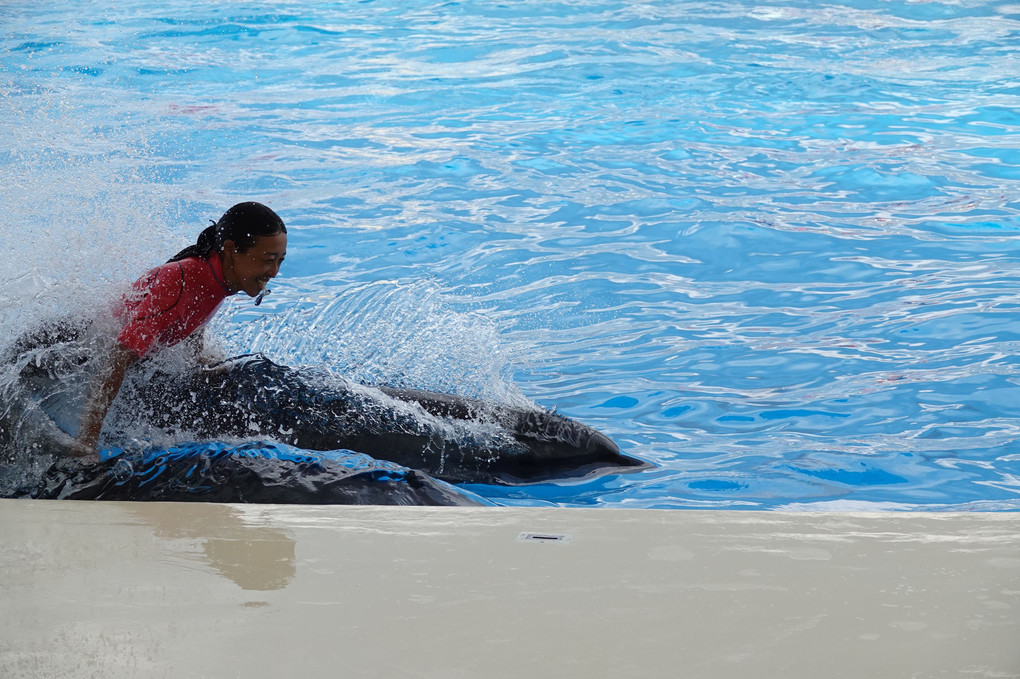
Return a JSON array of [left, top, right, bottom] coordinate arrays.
[[116, 252, 234, 359]]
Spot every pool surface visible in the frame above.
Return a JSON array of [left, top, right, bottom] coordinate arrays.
[[1, 0, 1019, 509]]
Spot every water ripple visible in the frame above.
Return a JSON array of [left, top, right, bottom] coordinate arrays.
[[2, 0, 1018, 508]]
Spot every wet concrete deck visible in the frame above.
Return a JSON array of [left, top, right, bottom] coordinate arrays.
[[2, 500, 1018, 678]]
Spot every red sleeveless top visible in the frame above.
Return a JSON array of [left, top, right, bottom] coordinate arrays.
[[116, 252, 234, 359]]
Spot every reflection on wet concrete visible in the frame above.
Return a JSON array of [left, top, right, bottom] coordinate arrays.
[[126, 503, 296, 592]]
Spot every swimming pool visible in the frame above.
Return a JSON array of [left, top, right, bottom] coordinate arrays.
[[1, 0, 1018, 510]]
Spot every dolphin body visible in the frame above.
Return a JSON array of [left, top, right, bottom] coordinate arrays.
[[127, 354, 648, 487]]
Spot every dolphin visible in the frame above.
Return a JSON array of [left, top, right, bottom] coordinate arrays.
[[130, 354, 649, 486]]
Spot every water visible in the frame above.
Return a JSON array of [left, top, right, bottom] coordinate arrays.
[[1, 0, 1018, 510]]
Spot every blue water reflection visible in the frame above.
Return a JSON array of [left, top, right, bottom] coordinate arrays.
[[1, 0, 1018, 509]]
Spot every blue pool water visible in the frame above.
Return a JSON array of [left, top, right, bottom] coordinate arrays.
[[1, 0, 1019, 509]]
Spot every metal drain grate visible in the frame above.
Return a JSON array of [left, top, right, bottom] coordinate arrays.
[[517, 532, 572, 544]]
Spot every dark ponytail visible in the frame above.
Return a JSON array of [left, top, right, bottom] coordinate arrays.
[[168, 202, 286, 263]]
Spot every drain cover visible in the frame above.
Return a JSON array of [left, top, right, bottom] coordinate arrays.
[[517, 532, 573, 544]]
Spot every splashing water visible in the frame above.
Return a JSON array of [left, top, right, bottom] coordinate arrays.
[[0, 84, 530, 500], [213, 277, 530, 406], [0, 82, 190, 487]]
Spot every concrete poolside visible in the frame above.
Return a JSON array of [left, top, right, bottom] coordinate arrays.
[[1, 499, 1018, 678]]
